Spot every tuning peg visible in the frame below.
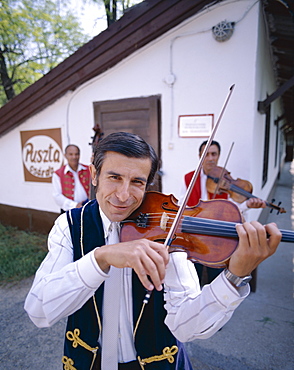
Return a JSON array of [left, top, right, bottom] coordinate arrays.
[[277, 202, 282, 215]]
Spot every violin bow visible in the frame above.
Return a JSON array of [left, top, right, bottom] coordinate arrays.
[[164, 84, 235, 248], [212, 141, 235, 199], [142, 85, 235, 304]]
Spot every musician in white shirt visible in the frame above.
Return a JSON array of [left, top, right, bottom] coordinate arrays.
[[25, 132, 281, 370]]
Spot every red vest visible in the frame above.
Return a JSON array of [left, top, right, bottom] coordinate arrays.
[[55, 165, 90, 200], [184, 170, 228, 207]]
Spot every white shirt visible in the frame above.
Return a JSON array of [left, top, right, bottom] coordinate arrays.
[[52, 164, 88, 211], [24, 210, 249, 351], [99, 211, 136, 363]]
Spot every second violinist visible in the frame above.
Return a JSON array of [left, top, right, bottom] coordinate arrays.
[[178, 140, 266, 218], [178, 140, 266, 284]]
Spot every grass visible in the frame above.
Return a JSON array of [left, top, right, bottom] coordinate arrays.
[[0, 223, 48, 283]]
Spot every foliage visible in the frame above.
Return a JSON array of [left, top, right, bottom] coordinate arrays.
[[0, 222, 48, 283], [0, 0, 90, 106]]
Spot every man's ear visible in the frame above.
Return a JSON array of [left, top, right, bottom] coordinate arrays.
[[89, 164, 97, 186]]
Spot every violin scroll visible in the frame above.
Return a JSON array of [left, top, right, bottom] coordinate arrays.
[[269, 199, 286, 214]]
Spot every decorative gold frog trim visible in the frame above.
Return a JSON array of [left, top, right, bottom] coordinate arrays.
[[138, 345, 178, 368]]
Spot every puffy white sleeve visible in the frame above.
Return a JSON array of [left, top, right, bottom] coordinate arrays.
[[164, 252, 249, 342], [24, 214, 107, 328]]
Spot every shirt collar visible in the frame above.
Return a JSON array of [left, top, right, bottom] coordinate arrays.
[[201, 168, 207, 177], [99, 207, 112, 239], [64, 163, 86, 174], [99, 207, 121, 240]]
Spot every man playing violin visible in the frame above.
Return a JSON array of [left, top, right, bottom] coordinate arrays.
[[178, 140, 267, 285], [25, 132, 281, 370], [178, 140, 266, 212]]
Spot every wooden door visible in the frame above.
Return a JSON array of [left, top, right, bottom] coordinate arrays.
[[93, 96, 161, 191]]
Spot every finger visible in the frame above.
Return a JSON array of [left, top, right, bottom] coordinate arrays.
[[242, 221, 274, 261], [149, 240, 170, 265], [141, 260, 163, 291], [247, 198, 266, 208], [232, 222, 262, 275], [261, 200, 267, 208], [232, 221, 281, 277], [132, 260, 155, 291], [140, 240, 169, 283], [256, 199, 266, 208], [236, 221, 265, 259], [128, 240, 167, 291], [141, 247, 168, 290], [264, 222, 282, 254], [131, 258, 162, 291], [235, 222, 251, 249], [247, 221, 267, 250]]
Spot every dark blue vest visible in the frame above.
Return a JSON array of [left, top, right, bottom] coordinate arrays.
[[63, 199, 192, 370]]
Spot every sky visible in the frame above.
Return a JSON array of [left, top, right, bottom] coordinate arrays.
[[67, 0, 108, 37], [67, 0, 143, 38]]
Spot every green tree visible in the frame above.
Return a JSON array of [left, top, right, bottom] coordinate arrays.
[[0, 0, 90, 106]]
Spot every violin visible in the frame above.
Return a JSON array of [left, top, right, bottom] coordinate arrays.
[[120, 192, 293, 268], [206, 166, 286, 214]]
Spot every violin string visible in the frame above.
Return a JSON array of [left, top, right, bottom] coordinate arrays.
[[143, 212, 237, 225], [229, 183, 255, 199], [138, 212, 293, 241], [278, 229, 294, 242], [142, 212, 237, 224], [141, 212, 239, 237]]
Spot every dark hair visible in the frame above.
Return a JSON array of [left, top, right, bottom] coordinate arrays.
[[92, 132, 158, 187], [64, 144, 80, 154], [199, 140, 221, 155]]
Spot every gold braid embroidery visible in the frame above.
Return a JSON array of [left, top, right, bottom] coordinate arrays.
[[133, 300, 179, 368], [133, 302, 146, 339], [77, 202, 101, 369], [80, 203, 86, 257], [66, 328, 98, 353], [92, 296, 102, 333], [138, 345, 179, 367], [62, 356, 77, 370], [80, 201, 102, 333]]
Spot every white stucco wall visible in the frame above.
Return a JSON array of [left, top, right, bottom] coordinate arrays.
[[0, 0, 283, 220]]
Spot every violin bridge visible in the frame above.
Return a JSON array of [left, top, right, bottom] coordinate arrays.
[[160, 212, 169, 231]]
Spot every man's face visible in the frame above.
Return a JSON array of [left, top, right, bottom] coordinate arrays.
[[200, 144, 220, 174], [90, 151, 152, 222], [65, 146, 80, 171]]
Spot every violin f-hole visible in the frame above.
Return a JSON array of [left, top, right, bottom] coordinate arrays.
[[162, 202, 178, 213]]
